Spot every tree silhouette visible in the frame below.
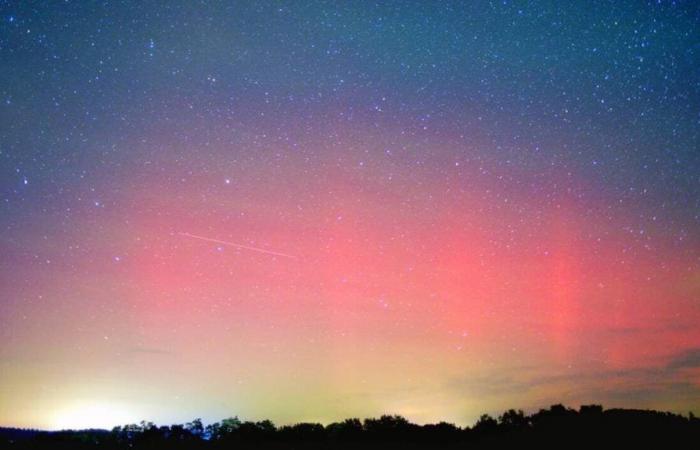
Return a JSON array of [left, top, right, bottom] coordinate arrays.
[[2, 404, 699, 449]]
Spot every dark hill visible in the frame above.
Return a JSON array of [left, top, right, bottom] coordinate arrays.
[[2, 405, 698, 449]]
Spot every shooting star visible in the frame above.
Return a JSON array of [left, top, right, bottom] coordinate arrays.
[[178, 232, 297, 259]]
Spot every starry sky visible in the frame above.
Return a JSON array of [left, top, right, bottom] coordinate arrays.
[[1, 0, 699, 430]]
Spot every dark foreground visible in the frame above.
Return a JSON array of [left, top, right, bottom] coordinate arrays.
[[2, 405, 699, 449]]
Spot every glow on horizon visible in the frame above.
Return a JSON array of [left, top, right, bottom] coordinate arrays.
[[51, 402, 138, 431]]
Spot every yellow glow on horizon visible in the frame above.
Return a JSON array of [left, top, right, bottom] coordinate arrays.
[[52, 402, 138, 430]]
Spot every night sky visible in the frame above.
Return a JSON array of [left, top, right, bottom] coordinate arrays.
[[1, 0, 699, 430]]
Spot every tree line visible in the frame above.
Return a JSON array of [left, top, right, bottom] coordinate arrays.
[[1, 404, 699, 449]]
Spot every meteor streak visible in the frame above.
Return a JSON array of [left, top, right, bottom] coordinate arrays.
[[178, 232, 297, 259]]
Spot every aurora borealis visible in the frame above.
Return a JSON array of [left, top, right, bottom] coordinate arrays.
[[1, 0, 699, 430]]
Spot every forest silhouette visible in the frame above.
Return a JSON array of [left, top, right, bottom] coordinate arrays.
[[2, 404, 699, 449]]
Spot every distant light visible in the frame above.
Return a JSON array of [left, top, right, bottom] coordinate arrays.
[[52, 402, 137, 430]]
